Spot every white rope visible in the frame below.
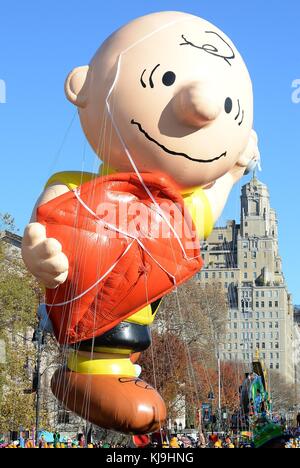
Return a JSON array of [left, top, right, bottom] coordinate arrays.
[[105, 17, 202, 263], [73, 188, 177, 281], [45, 19, 204, 312], [45, 185, 179, 308], [45, 240, 134, 307]]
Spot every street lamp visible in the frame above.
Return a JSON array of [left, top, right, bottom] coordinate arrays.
[[32, 319, 46, 446], [173, 421, 178, 435]]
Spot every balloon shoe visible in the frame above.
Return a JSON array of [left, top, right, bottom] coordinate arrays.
[[51, 352, 167, 434]]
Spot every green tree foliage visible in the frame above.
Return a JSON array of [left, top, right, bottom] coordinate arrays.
[[0, 215, 46, 433]]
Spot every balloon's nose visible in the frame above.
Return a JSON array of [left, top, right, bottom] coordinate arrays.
[[172, 81, 222, 128]]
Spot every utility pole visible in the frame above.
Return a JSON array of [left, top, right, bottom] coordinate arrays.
[[33, 320, 44, 446], [217, 350, 222, 433]]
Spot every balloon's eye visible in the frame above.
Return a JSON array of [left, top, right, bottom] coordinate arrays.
[[225, 97, 233, 113], [162, 71, 176, 86]]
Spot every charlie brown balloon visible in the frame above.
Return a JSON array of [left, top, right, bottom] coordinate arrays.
[[22, 11, 259, 434]]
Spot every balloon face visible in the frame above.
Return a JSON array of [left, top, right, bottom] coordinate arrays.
[[72, 12, 253, 189]]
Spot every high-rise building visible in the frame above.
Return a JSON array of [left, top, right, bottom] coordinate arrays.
[[198, 175, 297, 385]]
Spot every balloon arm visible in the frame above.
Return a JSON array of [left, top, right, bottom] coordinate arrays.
[[30, 183, 70, 222], [204, 128, 261, 225], [203, 172, 235, 225], [22, 182, 71, 290]]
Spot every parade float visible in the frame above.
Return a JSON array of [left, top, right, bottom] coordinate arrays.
[[240, 353, 284, 448]]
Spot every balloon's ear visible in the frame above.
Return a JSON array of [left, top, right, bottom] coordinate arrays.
[[65, 65, 90, 108]]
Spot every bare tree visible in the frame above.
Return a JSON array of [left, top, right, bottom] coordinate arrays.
[[140, 277, 229, 422], [154, 278, 228, 361], [269, 370, 297, 412]]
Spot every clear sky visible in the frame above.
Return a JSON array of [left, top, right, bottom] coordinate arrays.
[[0, 0, 299, 301]]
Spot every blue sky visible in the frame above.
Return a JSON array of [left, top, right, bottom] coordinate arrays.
[[0, 0, 299, 301]]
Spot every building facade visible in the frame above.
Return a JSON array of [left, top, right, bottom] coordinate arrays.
[[198, 175, 297, 385]]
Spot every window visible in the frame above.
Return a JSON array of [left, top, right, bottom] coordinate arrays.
[[253, 273, 257, 279], [234, 323, 238, 329], [218, 234, 223, 241], [256, 312, 259, 319], [275, 301, 279, 307], [244, 262, 247, 268], [256, 291, 259, 298], [269, 301, 273, 308], [276, 363, 280, 370], [261, 301, 265, 308], [269, 322, 273, 329], [270, 363, 273, 369], [261, 291, 265, 298], [244, 273, 248, 279], [253, 262, 257, 269], [256, 301, 259, 308], [212, 272, 216, 279], [275, 342, 279, 349], [252, 251, 257, 259], [243, 242, 248, 248], [58, 411, 70, 425], [205, 272, 209, 279], [231, 272, 234, 279], [262, 342, 266, 349], [275, 322, 279, 329]]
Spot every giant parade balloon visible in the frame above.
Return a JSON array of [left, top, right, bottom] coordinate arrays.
[[22, 11, 259, 434]]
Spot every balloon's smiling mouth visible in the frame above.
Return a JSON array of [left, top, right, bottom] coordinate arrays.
[[131, 119, 227, 163]]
